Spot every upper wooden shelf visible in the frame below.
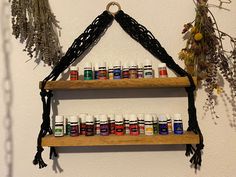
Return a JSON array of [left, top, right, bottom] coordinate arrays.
[[39, 77, 197, 90], [42, 131, 199, 147]]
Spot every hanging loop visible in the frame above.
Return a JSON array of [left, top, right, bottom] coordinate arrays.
[[106, 1, 121, 16]]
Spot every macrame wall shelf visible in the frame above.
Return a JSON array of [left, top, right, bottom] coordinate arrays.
[[40, 77, 199, 146], [34, 2, 203, 170]]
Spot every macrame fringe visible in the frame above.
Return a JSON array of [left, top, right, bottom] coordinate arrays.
[[185, 129, 204, 170], [33, 146, 47, 169]]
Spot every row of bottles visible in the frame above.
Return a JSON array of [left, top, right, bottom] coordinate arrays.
[[69, 60, 168, 80], [54, 113, 183, 137]]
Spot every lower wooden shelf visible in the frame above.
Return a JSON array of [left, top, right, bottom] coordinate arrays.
[[42, 131, 199, 147]]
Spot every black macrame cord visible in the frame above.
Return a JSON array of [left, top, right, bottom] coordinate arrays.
[[33, 11, 114, 169], [34, 10, 204, 170], [115, 10, 204, 169]]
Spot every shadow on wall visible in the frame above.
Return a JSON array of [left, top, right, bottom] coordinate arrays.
[[57, 144, 186, 153], [53, 88, 187, 100], [1, 1, 14, 177]]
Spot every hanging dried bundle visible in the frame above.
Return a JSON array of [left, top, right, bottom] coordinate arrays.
[[179, 0, 236, 120], [10, 0, 62, 66]]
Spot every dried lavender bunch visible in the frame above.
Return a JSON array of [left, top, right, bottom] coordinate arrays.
[[179, 0, 236, 120], [10, 0, 62, 66]]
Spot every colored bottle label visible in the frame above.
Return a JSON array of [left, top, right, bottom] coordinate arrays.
[[100, 124, 109, 136], [167, 120, 172, 132], [80, 123, 86, 135], [174, 122, 183, 134], [153, 123, 158, 134], [94, 71, 99, 80], [70, 124, 78, 136], [66, 123, 70, 135], [113, 69, 122, 79], [144, 70, 153, 78], [122, 70, 129, 79], [70, 71, 78, 80], [95, 124, 100, 135], [125, 121, 130, 134], [145, 123, 154, 136], [54, 125, 64, 137], [108, 70, 114, 79], [115, 123, 124, 136], [109, 122, 115, 134], [159, 68, 168, 78], [137, 70, 143, 78], [84, 70, 93, 80], [139, 123, 145, 134], [98, 70, 107, 80], [85, 124, 95, 136], [129, 69, 138, 79], [159, 122, 168, 135], [130, 123, 139, 136]]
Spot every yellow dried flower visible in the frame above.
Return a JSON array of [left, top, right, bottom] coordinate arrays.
[[194, 32, 203, 41], [215, 86, 223, 94], [191, 27, 197, 33]]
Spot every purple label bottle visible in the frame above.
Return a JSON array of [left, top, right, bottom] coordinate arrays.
[[158, 115, 168, 135], [100, 114, 109, 136], [70, 116, 79, 136]]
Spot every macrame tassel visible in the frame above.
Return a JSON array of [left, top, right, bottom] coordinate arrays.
[[33, 146, 47, 169], [185, 129, 204, 169]]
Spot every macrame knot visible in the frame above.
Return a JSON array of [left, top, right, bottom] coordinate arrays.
[[40, 90, 47, 97]]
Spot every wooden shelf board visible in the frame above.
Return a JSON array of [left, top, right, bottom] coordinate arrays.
[[42, 131, 199, 147], [39, 77, 197, 90]]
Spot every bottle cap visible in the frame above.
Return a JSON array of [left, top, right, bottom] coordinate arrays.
[[144, 114, 153, 121], [86, 115, 94, 122], [115, 114, 123, 121], [100, 114, 108, 121], [70, 66, 78, 71], [173, 113, 182, 120], [70, 115, 78, 123], [129, 114, 137, 121], [108, 114, 115, 121], [108, 63, 113, 69], [123, 62, 129, 69], [79, 113, 87, 123], [158, 63, 167, 68], [159, 115, 167, 121], [129, 61, 137, 68], [55, 115, 64, 122], [152, 114, 158, 121], [84, 62, 92, 68], [144, 59, 152, 66], [99, 61, 106, 68], [114, 60, 121, 67], [166, 114, 171, 120], [138, 62, 143, 68], [137, 113, 144, 120]]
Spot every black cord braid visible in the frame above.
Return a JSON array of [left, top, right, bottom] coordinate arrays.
[[33, 11, 114, 169], [115, 10, 203, 169]]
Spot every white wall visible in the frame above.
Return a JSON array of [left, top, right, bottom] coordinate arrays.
[[1, 0, 236, 177]]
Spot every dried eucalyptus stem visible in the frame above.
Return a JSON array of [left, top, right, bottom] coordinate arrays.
[[179, 0, 236, 121], [10, 0, 62, 66]]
